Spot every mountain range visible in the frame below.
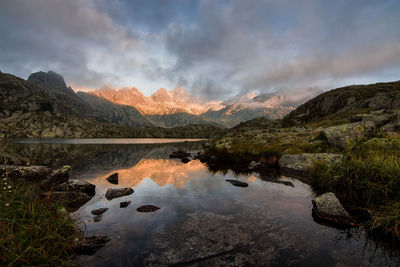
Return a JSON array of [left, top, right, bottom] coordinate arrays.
[[6, 70, 317, 129], [83, 77, 315, 127]]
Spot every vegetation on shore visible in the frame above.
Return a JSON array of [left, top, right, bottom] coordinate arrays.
[[311, 137, 400, 238], [0, 177, 80, 266]]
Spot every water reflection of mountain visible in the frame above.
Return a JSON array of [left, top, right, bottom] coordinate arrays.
[[91, 159, 208, 188], [1, 141, 204, 178]]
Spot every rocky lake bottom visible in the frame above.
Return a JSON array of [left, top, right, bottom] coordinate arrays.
[[2, 139, 400, 266]]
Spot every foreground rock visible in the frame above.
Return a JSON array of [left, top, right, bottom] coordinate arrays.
[[91, 208, 109, 216], [225, 179, 249, 187], [105, 187, 134, 200], [321, 121, 375, 148], [55, 179, 96, 196], [278, 153, 343, 177], [43, 191, 93, 212], [73, 236, 110, 255], [312, 192, 355, 227], [106, 173, 118, 185], [0, 165, 71, 187], [137, 205, 160, 212]]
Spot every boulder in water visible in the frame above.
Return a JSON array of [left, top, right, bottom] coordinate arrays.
[[105, 187, 133, 200]]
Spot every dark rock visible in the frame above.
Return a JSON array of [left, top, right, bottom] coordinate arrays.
[[137, 205, 160, 212], [43, 191, 93, 212], [72, 236, 110, 255], [312, 192, 355, 227], [55, 179, 96, 196], [120, 201, 131, 208], [91, 208, 109, 216], [225, 179, 248, 187], [105, 187, 134, 200], [106, 173, 118, 185], [181, 157, 191, 163]]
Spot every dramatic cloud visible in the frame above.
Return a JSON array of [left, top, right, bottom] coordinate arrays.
[[1, 0, 399, 99]]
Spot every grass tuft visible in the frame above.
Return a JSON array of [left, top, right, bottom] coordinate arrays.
[[0, 177, 81, 266]]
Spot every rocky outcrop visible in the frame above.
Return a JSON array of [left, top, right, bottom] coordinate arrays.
[[278, 153, 343, 177], [312, 192, 355, 227], [321, 121, 375, 148], [282, 80, 400, 126], [0, 165, 52, 181], [0, 165, 71, 188], [105, 187, 134, 200]]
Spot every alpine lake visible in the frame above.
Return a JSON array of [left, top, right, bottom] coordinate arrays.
[[2, 138, 399, 266]]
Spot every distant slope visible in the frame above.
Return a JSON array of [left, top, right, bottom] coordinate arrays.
[[282, 80, 400, 126], [27, 71, 152, 127]]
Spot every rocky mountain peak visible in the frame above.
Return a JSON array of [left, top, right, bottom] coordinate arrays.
[[27, 71, 74, 96]]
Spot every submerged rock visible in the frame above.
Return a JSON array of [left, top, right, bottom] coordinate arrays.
[[120, 201, 131, 208], [43, 191, 93, 212], [105, 187, 134, 200], [321, 121, 375, 148], [91, 208, 109, 216], [278, 153, 343, 177], [55, 179, 96, 196], [72, 236, 110, 255], [312, 192, 355, 227], [93, 215, 102, 222], [106, 173, 118, 185], [137, 205, 160, 212], [225, 179, 249, 187]]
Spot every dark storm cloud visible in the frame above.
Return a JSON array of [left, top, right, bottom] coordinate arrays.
[[162, 0, 400, 98], [0, 0, 138, 87], [1, 0, 399, 99]]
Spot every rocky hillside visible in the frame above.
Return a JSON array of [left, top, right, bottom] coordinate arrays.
[[0, 72, 136, 138], [28, 71, 152, 127], [282, 81, 400, 126]]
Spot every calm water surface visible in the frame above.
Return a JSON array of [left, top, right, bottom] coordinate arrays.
[[2, 139, 399, 266]]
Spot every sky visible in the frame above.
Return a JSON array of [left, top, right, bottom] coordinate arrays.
[[0, 0, 399, 99]]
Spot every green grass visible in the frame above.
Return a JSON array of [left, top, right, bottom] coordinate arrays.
[[0, 178, 81, 266], [311, 137, 400, 238]]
